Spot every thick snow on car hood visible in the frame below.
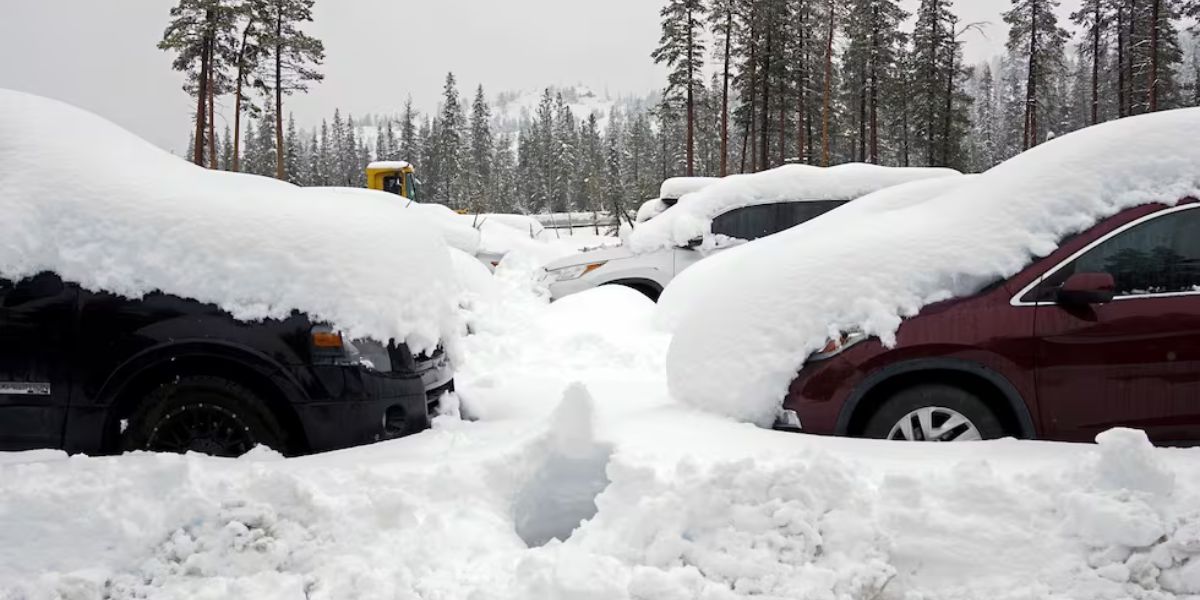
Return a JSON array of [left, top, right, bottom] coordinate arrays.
[[660, 109, 1200, 426], [0, 90, 459, 354], [629, 163, 961, 253], [659, 176, 720, 200]]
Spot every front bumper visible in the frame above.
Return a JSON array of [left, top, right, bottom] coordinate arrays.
[[545, 274, 600, 301], [294, 366, 437, 453]]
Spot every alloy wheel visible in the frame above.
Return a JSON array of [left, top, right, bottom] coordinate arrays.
[[887, 406, 982, 442]]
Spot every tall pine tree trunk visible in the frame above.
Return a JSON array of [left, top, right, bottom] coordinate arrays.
[[797, 5, 808, 163], [686, 6, 696, 177], [1117, 5, 1128, 117], [868, 4, 880, 164], [942, 18, 956, 166], [193, 10, 213, 166], [748, 21, 759, 172], [232, 19, 254, 172], [1024, 0, 1040, 150], [208, 61, 217, 169], [1148, 0, 1160, 111], [1091, 0, 1101, 124], [820, 0, 835, 167], [274, 8, 286, 180], [760, 28, 772, 171], [720, 8, 732, 176]]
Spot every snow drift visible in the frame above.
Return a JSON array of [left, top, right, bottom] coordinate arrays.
[[660, 108, 1200, 426], [0, 90, 458, 353], [629, 163, 961, 252]]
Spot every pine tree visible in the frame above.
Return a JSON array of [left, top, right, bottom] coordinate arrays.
[[400, 97, 418, 163], [553, 93, 580, 212], [230, 0, 267, 172], [220, 124, 234, 170], [1004, 0, 1069, 149], [968, 64, 1001, 170], [709, 0, 737, 175], [842, 0, 908, 164], [1071, 0, 1111, 125], [435, 73, 467, 208], [284, 112, 301, 184], [653, 0, 706, 176], [467, 85, 494, 212], [259, 0, 324, 179], [493, 133, 520, 213], [159, 0, 239, 166]]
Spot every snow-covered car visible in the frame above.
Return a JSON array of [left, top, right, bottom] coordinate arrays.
[[658, 107, 1200, 436], [0, 90, 461, 456], [543, 165, 961, 301]]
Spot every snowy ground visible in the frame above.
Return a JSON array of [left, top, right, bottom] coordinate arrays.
[[3, 259, 1200, 600]]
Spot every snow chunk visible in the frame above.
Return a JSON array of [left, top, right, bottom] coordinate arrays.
[[661, 109, 1200, 425], [635, 198, 670, 223], [658, 177, 719, 201], [630, 163, 960, 253], [1094, 428, 1175, 497], [0, 90, 458, 352]]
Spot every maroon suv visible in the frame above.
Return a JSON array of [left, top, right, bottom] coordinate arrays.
[[784, 199, 1200, 444]]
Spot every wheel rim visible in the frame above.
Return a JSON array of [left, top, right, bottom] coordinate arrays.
[[146, 403, 257, 457], [887, 406, 982, 442]]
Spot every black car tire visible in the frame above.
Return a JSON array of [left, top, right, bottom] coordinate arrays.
[[863, 383, 1006, 441], [123, 375, 287, 457]]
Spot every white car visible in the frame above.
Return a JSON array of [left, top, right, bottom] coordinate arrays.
[[542, 165, 962, 301]]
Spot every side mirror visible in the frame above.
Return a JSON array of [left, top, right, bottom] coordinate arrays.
[[1057, 273, 1116, 306], [682, 237, 703, 250]]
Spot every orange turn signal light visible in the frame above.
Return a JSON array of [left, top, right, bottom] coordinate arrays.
[[312, 331, 344, 349]]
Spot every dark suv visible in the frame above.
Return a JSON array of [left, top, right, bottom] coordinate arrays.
[[0, 272, 453, 456], [785, 200, 1200, 445]]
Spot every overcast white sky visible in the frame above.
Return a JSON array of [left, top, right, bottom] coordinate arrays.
[[0, 0, 1081, 154]]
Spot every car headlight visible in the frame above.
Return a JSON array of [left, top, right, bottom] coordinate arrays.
[[547, 262, 606, 282], [809, 330, 868, 361]]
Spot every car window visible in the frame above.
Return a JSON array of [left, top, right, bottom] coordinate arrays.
[[711, 204, 776, 241], [1027, 206, 1200, 301], [777, 200, 847, 231]]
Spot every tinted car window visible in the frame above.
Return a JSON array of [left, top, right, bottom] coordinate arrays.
[[711, 204, 776, 241], [1029, 206, 1200, 301], [777, 200, 848, 231]]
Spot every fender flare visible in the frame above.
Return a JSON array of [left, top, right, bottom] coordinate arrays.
[[834, 357, 1037, 439]]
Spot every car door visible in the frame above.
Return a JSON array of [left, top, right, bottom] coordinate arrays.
[[0, 272, 78, 450], [1029, 205, 1200, 443]]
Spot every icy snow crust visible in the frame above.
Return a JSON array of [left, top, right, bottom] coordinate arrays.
[[0, 90, 459, 352], [660, 109, 1200, 427], [630, 163, 960, 252]]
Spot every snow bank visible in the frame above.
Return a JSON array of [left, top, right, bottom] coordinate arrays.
[[0, 90, 458, 352], [659, 176, 719, 201], [661, 108, 1200, 426], [629, 163, 961, 252]]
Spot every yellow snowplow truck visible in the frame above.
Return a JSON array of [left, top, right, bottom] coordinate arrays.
[[366, 161, 419, 200]]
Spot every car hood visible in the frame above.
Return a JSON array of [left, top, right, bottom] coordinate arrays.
[[543, 245, 637, 271]]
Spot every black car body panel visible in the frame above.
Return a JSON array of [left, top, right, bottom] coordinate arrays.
[[0, 272, 452, 455]]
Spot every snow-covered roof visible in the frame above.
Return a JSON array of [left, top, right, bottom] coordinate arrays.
[[635, 198, 670, 223], [0, 90, 458, 353], [658, 108, 1200, 426], [630, 164, 961, 252], [659, 177, 720, 201], [367, 160, 412, 171]]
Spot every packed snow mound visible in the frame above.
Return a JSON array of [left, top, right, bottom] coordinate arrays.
[[0, 90, 458, 353], [307, 187, 484, 256], [659, 176, 719, 200], [629, 163, 961, 252], [661, 108, 1200, 426]]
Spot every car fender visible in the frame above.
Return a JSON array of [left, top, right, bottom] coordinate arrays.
[[834, 356, 1037, 438], [584, 250, 674, 291]]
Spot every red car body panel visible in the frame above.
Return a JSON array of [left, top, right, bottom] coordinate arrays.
[[784, 200, 1200, 444]]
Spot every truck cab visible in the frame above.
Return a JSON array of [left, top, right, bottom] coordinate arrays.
[[367, 161, 419, 200]]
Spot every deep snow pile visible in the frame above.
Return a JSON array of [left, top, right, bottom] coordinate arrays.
[[0, 90, 458, 352], [629, 163, 961, 252], [660, 109, 1200, 426], [3, 265, 1200, 599]]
